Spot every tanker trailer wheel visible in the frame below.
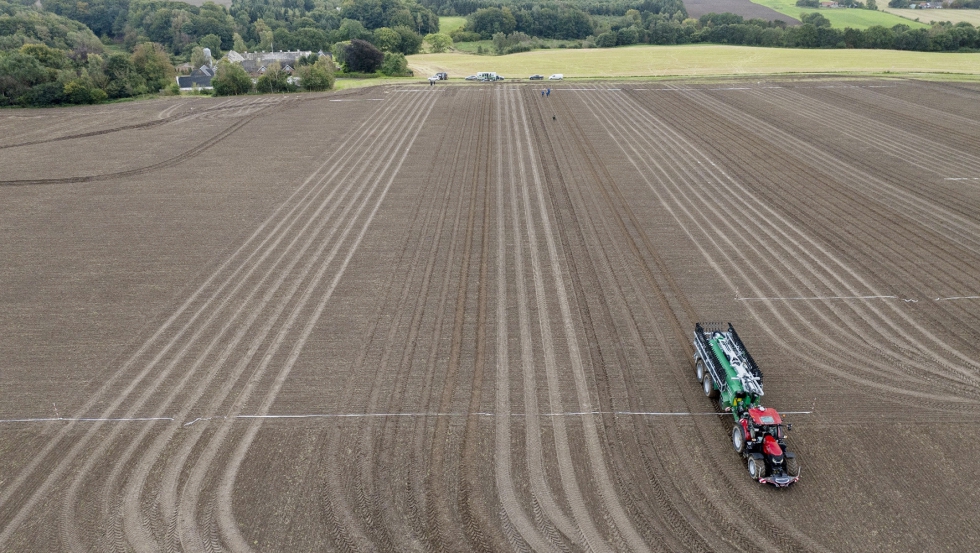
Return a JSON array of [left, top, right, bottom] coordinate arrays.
[[786, 454, 801, 477], [696, 359, 706, 383], [748, 457, 766, 480], [732, 425, 746, 455], [703, 375, 719, 399]]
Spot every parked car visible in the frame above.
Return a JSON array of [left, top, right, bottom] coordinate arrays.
[[548, 74, 563, 80], [465, 75, 479, 81], [529, 74, 544, 80]]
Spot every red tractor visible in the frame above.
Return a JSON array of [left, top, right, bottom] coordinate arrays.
[[695, 323, 800, 487]]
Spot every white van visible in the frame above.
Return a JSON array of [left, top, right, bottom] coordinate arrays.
[[548, 74, 563, 80], [476, 72, 504, 81]]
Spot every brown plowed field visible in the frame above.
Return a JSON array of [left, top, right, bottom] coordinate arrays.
[[2, 78, 979, 552]]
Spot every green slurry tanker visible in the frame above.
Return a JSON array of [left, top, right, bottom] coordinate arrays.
[[694, 322, 800, 487]]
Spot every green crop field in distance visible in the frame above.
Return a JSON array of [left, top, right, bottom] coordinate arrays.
[[439, 16, 467, 34], [408, 44, 980, 79], [750, 0, 930, 29], [881, 7, 980, 26]]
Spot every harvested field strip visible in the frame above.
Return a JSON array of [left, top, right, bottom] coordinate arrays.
[[675, 85, 980, 353], [744, 87, 980, 189], [0, 89, 437, 550], [683, 85, 980, 394], [581, 85, 977, 408], [579, 87, 833, 553], [612, 85, 980, 402]]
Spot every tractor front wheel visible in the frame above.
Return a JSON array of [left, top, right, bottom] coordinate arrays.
[[786, 455, 801, 477], [748, 457, 766, 480], [732, 425, 746, 454]]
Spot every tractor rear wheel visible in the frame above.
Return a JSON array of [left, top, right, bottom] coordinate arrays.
[[786, 455, 801, 477], [732, 425, 746, 454], [696, 359, 706, 383], [703, 376, 718, 399], [748, 457, 766, 480]]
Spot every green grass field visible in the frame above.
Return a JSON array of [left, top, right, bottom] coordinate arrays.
[[408, 44, 980, 79], [439, 16, 467, 34], [750, 0, 929, 29], [882, 7, 980, 26]]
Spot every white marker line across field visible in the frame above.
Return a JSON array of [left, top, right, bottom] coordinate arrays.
[[936, 295, 980, 301], [943, 177, 980, 180], [329, 99, 384, 102], [736, 294, 899, 301], [0, 417, 173, 424]]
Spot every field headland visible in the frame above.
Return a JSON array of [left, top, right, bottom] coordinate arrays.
[[408, 44, 980, 80]]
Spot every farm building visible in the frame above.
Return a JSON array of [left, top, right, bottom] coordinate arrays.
[[176, 65, 216, 91], [224, 50, 327, 76]]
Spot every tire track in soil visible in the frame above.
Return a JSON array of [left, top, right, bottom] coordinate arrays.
[[2, 89, 412, 551], [424, 86, 493, 553], [578, 85, 837, 552], [749, 87, 980, 193], [0, 104, 276, 187], [0, 94, 322, 151], [192, 93, 440, 553], [528, 91, 678, 552], [95, 89, 428, 543], [118, 89, 426, 552], [456, 87, 507, 553], [0, 90, 402, 549], [616, 85, 976, 414], [708, 89, 980, 225], [800, 85, 980, 154], [562, 87, 782, 552], [310, 88, 468, 553], [353, 88, 482, 548], [333, 86, 482, 551], [374, 87, 487, 551], [513, 86, 651, 552], [499, 86, 581, 552], [640, 85, 980, 402], [664, 86, 980, 399], [612, 85, 980, 414], [491, 86, 564, 553], [646, 87, 980, 401], [648, 87, 980, 391], [532, 85, 718, 553]]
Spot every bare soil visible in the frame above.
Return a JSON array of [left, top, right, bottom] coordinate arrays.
[[682, 0, 801, 23], [1, 78, 979, 552]]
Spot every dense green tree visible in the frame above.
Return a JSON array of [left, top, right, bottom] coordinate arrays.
[[424, 32, 453, 52], [199, 34, 223, 58], [800, 12, 831, 28], [374, 27, 403, 51], [393, 25, 424, 54], [104, 53, 147, 98], [344, 38, 384, 72], [863, 25, 895, 48], [131, 42, 176, 91], [469, 7, 516, 39], [211, 60, 253, 95], [255, 60, 294, 92], [380, 51, 408, 75], [297, 56, 335, 90]]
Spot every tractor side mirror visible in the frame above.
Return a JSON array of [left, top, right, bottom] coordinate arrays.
[[787, 423, 793, 431]]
